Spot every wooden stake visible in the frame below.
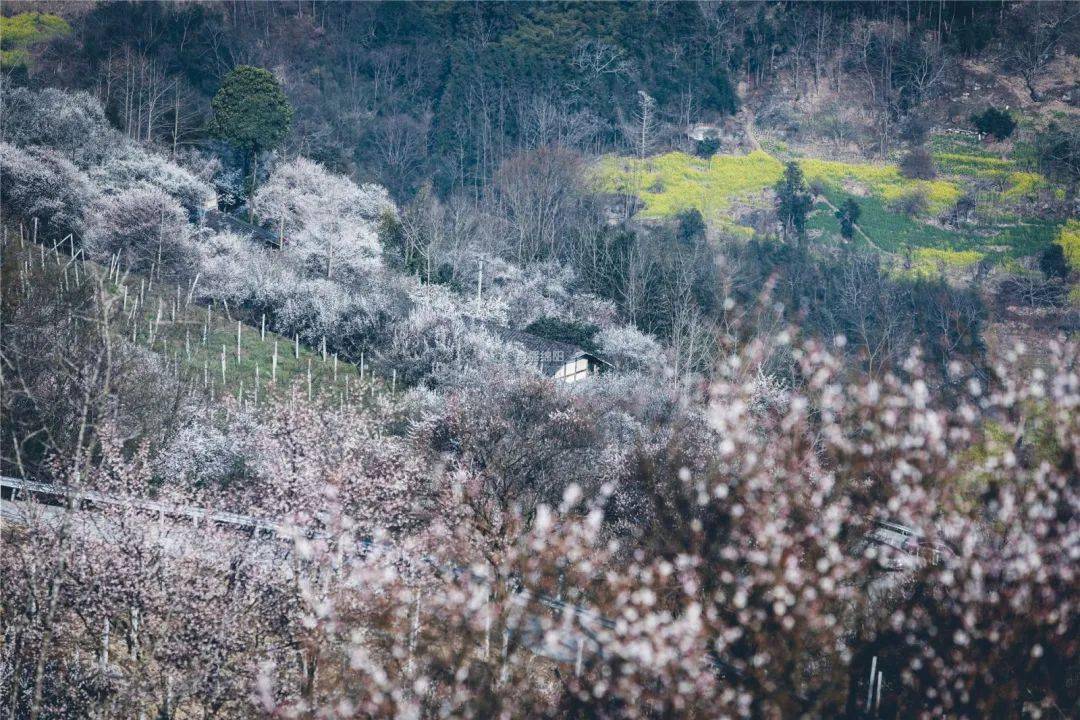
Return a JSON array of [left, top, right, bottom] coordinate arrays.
[[186, 272, 200, 307], [866, 656, 877, 713], [261, 314, 266, 341], [272, 340, 278, 383], [875, 670, 883, 715], [295, 334, 299, 359]]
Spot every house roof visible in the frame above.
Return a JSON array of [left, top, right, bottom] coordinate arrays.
[[201, 209, 280, 247], [475, 321, 610, 376]]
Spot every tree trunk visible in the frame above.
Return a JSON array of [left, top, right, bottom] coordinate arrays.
[[1024, 72, 1042, 103], [249, 148, 258, 223]]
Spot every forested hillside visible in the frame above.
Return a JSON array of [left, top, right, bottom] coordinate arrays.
[[1, 2, 1078, 718]]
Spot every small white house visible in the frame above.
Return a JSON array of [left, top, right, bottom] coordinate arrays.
[[481, 323, 611, 383], [550, 351, 609, 383]]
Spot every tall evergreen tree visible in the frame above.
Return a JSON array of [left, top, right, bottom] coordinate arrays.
[[210, 66, 293, 204], [775, 162, 813, 243]]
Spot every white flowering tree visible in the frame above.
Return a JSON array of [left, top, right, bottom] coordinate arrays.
[[1, 87, 114, 167], [253, 157, 394, 280], [84, 187, 193, 277], [2, 333, 1077, 718], [91, 142, 214, 214], [195, 229, 292, 310], [596, 324, 662, 371], [0, 142, 96, 237]]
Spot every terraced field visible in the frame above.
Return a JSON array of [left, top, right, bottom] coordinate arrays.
[[595, 133, 1064, 269], [110, 271, 380, 407], [5, 238, 379, 408]]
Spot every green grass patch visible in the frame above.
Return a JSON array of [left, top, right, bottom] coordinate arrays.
[[1059, 220, 1080, 271], [988, 221, 1065, 259], [906, 248, 985, 278], [800, 157, 963, 214], [0, 13, 70, 68], [927, 130, 1050, 203], [1001, 171, 1046, 201], [109, 273, 381, 407], [814, 185, 958, 254], [595, 147, 1061, 263], [932, 152, 1012, 177], [596, 150, 963, 224], [927, 132, 991, 156]]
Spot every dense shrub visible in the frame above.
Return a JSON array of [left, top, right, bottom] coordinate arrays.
[[943, 193, 978, 227], [596, 324, 662, 370], [694, 137, 721, 158], [675, 207, 707, 245], [1039, 243, 1070, 280], [834, 197, 861, 239], [899, 146, 937, 179], [524, 316, 600, 352], [195, 230, 289, 310], [899, 115, 931, 144], [1035, 122, 1080, 188], [970, 107, 1016, 140], [891, 187, 930, 216], [254, 157, 394, 281]]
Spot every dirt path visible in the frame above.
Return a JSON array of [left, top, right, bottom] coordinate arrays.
[[743, 110, 763, 152], [744, 112, 894, 257]]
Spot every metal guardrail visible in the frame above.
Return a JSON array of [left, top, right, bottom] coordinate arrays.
[[1, 475, 286, 535]]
